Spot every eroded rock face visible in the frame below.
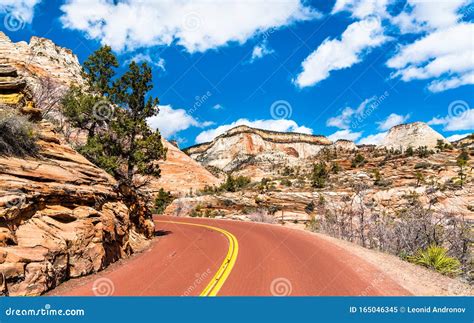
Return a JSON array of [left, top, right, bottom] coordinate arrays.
[[379, 122, 449, 150], [185, 125, 332, 179], [332, 139, 358, 151], [0, 65, 153, 296], [0, 32, 83, 87], [148, 140, 221, 195], [168, 141, 474, 225], [0, 121, 153, 296]]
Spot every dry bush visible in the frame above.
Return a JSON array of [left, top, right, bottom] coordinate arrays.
[[32, 76, 67, 118], [0, 111, 38, 157], [247, 210, 276, 224], [312, 191, 472, 278]]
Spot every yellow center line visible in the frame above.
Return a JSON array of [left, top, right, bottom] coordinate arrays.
[[156, 220, 239, 296]]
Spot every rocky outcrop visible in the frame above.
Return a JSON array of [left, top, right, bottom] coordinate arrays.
[[0, 32, 83, 87], [185, 125, 331, 179], [0, 64, 41, 120], [332, 139, 358, 151], [0, 32, 219, 196], [0, 66, 153, 296], [167, 145, 474, 224], [452, 134, 474, 150], [148, 139, 221, 195], [378, 122, 449, 150]]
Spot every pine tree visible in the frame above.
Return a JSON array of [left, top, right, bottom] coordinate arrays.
[[456, 150, 470, 188], [83, 45, 118, 96], [311, 161, 328, 188], [63, 47, 167, 190]]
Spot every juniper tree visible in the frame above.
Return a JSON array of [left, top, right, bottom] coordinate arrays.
[[62, 86, 113, 137], [311, 161, 328, 188], [83, 45, 118, 96], [63, 47, 167, 191], [456, 150, 470, 188]]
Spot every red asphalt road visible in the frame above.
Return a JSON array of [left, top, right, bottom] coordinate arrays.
[[56, 216, 410, 296]]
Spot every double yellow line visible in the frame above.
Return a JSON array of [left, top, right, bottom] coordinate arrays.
[[156, 220, 239, 296]]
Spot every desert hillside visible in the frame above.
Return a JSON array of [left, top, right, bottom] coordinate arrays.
[[0, 65, 154, 296]]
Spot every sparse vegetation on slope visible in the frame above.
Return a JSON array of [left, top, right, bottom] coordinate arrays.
[[0, 111, 38, 157], [62, 46, 167, 216], [409, 245, 462, 277]]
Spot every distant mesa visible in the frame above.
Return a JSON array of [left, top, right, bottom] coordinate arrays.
[[184, 125, 333, 177], [333, 139, 358, 151], [377, 122, 449, 150]]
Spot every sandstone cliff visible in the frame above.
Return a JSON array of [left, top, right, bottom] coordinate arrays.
[[0, 31, 219, 195], [185, 125, 332, 179], [0, 66, 153, 296], [378, 122, 449, 150], [0, 32, 83, 87], [149, 139, 221, 195]]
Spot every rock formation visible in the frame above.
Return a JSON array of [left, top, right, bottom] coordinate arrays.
[[169, 138, 474, 224], [332, 139, 358, 151], [0, 32, 83, 87], [148, 139, 221, 195], [0, 66, 153, 295], [0, 64, 41, 120], [378, 122, 449, 150], [0, 32, 219, 195], [185, 125, 332, 179]]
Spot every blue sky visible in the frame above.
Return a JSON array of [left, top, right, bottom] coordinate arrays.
[[1, 0, 473, 147]]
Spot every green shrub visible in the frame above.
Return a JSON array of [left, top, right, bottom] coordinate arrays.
[[311, 161, 328, 188], [220, 175, 251, 192], [330, 162, 341, 174], [153, 188, 174, 214], [0, 111, 38, 157], [408, 245, 461, 276], [414, 162, 430, 169], [351, 153, 366, 168], [416, 146, 430, 158]]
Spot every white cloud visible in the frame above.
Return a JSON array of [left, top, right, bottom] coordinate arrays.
[[212, 104, 224, 110], [386, 0, 474, 93], [294, 17, 388, 88], [357, 131, 387, 145], [332, 0, 390, 19], [325, 0, 474, 92], [147, 105, 213, 138], [125, 53, 165, 71], [446, 133, 472, 142], [377, 113, 410, 130], [391, 0, 469, 33], [195, 118, 312, 144], [60, 0, 320, 53], [0, 0, 41, 22], [326, 97, 376, 129], [427, 71, 474, 93], [427, 109, 474, 131], [327, 129, 362, 142], [387, 23, 474, 92], [251, 41, 274, 61]]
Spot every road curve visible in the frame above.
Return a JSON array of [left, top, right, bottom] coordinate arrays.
[[53, 216, 410, 296]]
